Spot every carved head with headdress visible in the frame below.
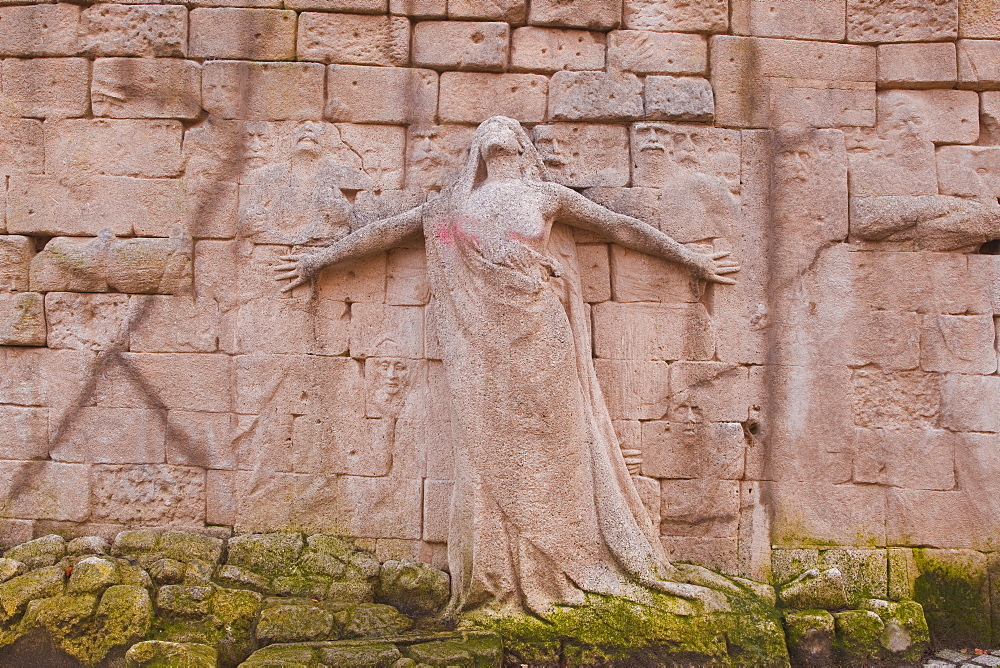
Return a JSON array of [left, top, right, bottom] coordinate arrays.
[[449, 116, 550, 201]]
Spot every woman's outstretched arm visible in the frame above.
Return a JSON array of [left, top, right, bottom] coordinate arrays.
[[274, 203, 425, 292], [551, 184, 740, 284]]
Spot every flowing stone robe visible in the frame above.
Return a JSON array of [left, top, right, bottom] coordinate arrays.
[[422, 195, 674, 615]]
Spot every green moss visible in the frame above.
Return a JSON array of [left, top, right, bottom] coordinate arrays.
[[833, 609, 884, 666], [316, 641, 403, 667], [783, 609, 834, 666], [461, 587, 788, 667], [912, 549, 991, 648], [19, 594, 99, 663], [124, 640, 218, 667]]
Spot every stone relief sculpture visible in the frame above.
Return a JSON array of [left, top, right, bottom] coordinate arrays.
[[274, 116, 739, 616]]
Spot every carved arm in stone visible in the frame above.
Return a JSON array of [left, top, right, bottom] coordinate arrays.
[[273, 203, 425, 291], [551, 183, 741, 284]]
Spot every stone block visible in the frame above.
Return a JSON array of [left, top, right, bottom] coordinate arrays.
[[205, 470, 235, 526], [44, 292, 129, 351], [660, 537, 738, 575], [510, 27, 605, 72], [0, 4, 80, 57], [0, 293, 45, 346], [641, 420, 744, 480], [531, 123, 628, 188], [660, 479, 739, 538], [888, 547, 917, 600], [878, 42, 957, 88], [592, 302, 714, 360], [847, 0, 958, 42], [189, 8, 295, 60], [576, 243, 610, 303], [79, 4, 187, 57], [122, 353, 232, 412], [0, 58, 89, 118], [938, 145, 1000, 198], [920, 313, 996, 374], [448, 0, 523, 21], [391, 0, 445, 17], [314, 246, 388, 303], [45, 120, 183, 178], [853, 429, 956, 491], [438, 72, 547, 123], [851, 368, 942, 431], [847, 138, 937, 198], [961, 0, 1000, 37], [529, 0, 620, 30], [203, 61, 325, 120], [958, 39, 1000, 88], [0, 461, 89, 522], [593, 359, 670, 420], [386, 246, 430, 306], [8, 175, 186, 237], [129, 296, 222, 353], [669, 361, 750, 423], [422, 479, 452, 543], [820, 549, 889, 604], [623, 0, 727, 33], [92, 58, 201, 119], [91, 464, 205, 525], [770, 482, 886, 547], [31, 234, 192, 295], [779, 567, 849, 610], [877, 89, 979, 144], [50, 407, 166, 464], [235, 296, 349, 356], [350, 304, 424, 359], [941, 373, 1000, 432], [327, 65, 436, 126], [887, 489, 988, 549], [0, 406, 48, 460], [711, 35, 876, 128], [286, 0, 386, 9], [549, 71, 643, 121], [628, 122, 741, 194], [166, 411, 235, 469], [732, 0, 846, 40], [0, 119, 43, 177], [784, 609, 835, 666], [299, 13, 408, 66], [0, 235, 32, 291], [607, 30, 706, 75], [406, 125, 475, 189], [645, 76, 714, 122], [413, 21, 508, 72]]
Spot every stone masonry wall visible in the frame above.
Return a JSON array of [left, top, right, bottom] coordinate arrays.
[[1, 0, 1000, 600]]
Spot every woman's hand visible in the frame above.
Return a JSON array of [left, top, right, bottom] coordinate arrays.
[[273, 252, 322, 292], [688, 250, 741, 285]]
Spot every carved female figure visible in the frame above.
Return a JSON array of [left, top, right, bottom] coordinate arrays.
[[275, 117, 739, 616]]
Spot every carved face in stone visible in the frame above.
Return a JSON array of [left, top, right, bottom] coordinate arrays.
[[294, 121, 324, 156], [376, 358, 409, 397], [887, 104, 924, 141], [480, 120, 521, 159], [243, 122, 271, 169], [671, 399, 705, 436], [532, 126, 567, 167], [671, 131, 699, 167], [635, 123, 672, 154]]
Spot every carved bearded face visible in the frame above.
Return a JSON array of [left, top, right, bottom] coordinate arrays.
[[295, 121, 324, 155]]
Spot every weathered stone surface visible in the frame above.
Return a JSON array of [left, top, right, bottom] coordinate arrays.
[[645, 76, 714, 122], [438, 72, 547, 123], [624, 0, 728, 32], [92, 58, 201, 119], [780, 568, 850, 610], [79, 4, 187, 57], [511, 27, 605, 72], [91, 465, 205, 525], [3, 534, 65, 570], [300, 13, 408, 65], [45, 119, 183, 178], [0, 461, 90, 522], [877, 89, 979, 144], [0, 565, 64, 621], [0, 58, 89, 118], [125, 641, 218, 668], [961, 0, 1000, 37], [189, 8, 295, 61], [0, 5, 81, 57], [660, 479, 739, 538], [958, 39, 1000, 88], [0, 120, 43, 177], [531, 124, 628, 188], [203, 61, 325, 120], [529, 0, 619, 30], [549, 71, 643, 121], [413, 20, 508, 72], [336, 603, 414, 638], [608, 30, 706, 75], [376, 559, 449, 616], [878, 42, 957, 88], [0, 293, 45, 346], [733, 0, 846, 40], [847, 0, 958, 42], [257, 602, 335, 642]]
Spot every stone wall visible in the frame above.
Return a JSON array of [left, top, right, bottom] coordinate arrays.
[[1, 0, 999, 594]]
